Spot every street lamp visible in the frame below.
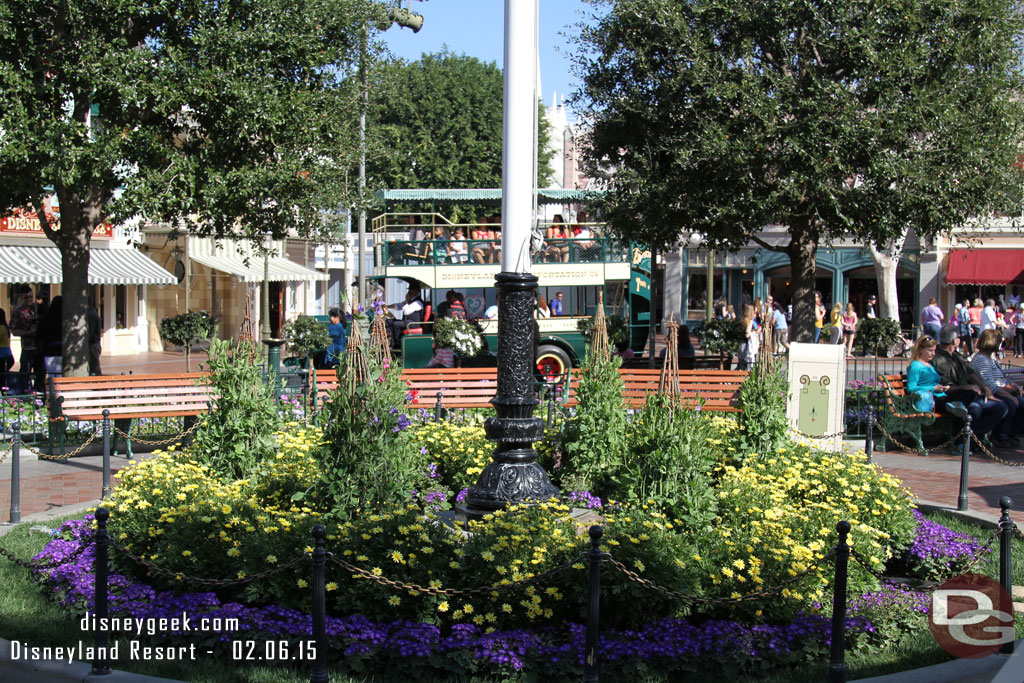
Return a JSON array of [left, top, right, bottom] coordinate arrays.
[[356, 2, 424, 306]]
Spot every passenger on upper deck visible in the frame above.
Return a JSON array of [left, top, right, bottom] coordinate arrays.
[[545, 215, 570, 263], [471, 217, 494, 264], [429, 225, 449, 264], [572, 211, 596, 261], [449, 227, 469, 263]]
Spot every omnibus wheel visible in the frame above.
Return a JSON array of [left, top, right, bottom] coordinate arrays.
[[536, 344, 571, 383]]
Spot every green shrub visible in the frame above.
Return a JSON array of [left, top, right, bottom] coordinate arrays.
[[736, 363, 790, 462], [315, 354, 427, 514], [158, 310, 216, 371], [857, 318, 902, 355], [576, 314, 630, 349], [191, 338, 280, 479], [697, 317, 746, 356], [283, 315, 330, 358], [617, 394, 718, 528], [560, 352, 627, 492]]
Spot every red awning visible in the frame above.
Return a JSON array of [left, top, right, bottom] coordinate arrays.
[[945, 249, 1024, 286]]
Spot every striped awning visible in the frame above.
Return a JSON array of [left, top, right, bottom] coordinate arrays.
[[0, 246, 176, 285], [188, 251, 328, 282], [375, 188, 604, 205]]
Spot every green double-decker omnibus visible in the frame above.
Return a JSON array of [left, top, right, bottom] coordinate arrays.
[[369, 189, 637, 377]]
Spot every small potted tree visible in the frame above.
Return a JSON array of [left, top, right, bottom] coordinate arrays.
[[283, 315, 331, 368], [159, 311, 216, 371]]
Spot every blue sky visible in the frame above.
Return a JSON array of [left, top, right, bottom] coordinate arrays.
[[381, 1, 591, 115]]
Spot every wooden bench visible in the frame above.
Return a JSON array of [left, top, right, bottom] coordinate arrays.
[[313, 367, 745, 413], [562, 368, 746, 410], [876, 373, 962, 456], [49, 373, 213, 457]]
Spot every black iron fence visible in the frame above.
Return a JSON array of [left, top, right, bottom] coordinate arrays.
[[0, 502, 1009, 683]]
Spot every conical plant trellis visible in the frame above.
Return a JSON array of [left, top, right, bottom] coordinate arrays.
[[369, 313, 391, 369], [658, 314, 681, 400], [237, 293, 258, 363], [757, 301, 775, 377], [343, 315, 369, 396], [590, 291, 610, 363]]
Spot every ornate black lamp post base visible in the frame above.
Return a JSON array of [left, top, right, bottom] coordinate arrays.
[[460, 272, 559, 520]]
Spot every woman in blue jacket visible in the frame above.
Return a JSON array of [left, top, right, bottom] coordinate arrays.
[[907, 336, 950, 412], [325, 308, 347, 367]]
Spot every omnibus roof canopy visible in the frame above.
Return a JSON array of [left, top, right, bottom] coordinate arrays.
[[375, 188, 603, 206]]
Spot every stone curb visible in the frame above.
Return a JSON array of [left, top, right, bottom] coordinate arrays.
[[0, 637, 181, 683], [0, 500, 100, 538]]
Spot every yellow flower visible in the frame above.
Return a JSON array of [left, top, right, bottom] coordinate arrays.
[[266, 555, 278, 564], [181, 550, 192, 557], [326, 582, 338, 592], [438, 601, 450, 613], [388, 596, 401, 606]]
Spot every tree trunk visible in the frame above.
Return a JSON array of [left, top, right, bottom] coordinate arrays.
[[786, 219, 819, 344], [52, 202, 93, 378], [867, 235, 905, 321]]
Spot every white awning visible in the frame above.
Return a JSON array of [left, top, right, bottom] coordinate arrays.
[[0, 246, 175, 285], [188, 242, 328, 282]]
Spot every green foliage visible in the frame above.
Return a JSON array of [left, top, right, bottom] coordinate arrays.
[[736, 364, 790, 462], [0, 0, 369, 374], [697, 318, 746, 356], [367, 50, 554, 196], [190, 338, 281, 479], [618, 394, 718, 528], [433, 316, 483, 357], [158, 310, 214, 371], [857, 318, 903, 354], [315, 355, 426, 514], [576, 314, 630, 350], [282, 315, 330, 358], [158, 311, 216, 348], [576, 0, 1024, 340], [560, 353, 628, 491]]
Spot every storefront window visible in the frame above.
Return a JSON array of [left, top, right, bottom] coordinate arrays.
[[115, 285, 127, 329]]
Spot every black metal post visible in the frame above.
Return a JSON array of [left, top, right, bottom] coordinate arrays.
[[864, 406, 874, 463], [828, 520, 851, 683], [310, 524, 328, 683], [546, 390, 554, 429], [999, 497, 1014, 655], [582, 525, 603, 683], [435, 391, 443, 423], [92, 507, 111, 675], [102, 410, 111, 498], [958, 415, 972, 512], [462, 273, 558, 517], [9, 422, 20, 524]]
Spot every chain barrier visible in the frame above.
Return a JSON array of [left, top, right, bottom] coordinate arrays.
[[110, 418, 202, 446], [0, 533, 96, 572], [327, 552, 581, 598], [17, 431, 100, 461], [968, 429, 1024, 467], [790, 428, 850, 442], [872, 419, 966, 455], [605, 549, 837, 606], [849, 526, 1002, 594], [108, 538, 305, 587]]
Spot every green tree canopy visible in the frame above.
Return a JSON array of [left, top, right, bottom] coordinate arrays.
[[366, 50, 554, 217], [575, 0, 1024, 339], [0, 0, 374, 374]]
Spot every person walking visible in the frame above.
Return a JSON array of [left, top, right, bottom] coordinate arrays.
[[10, 288, 41, 391], [920, 297, 944, 340], [87, 302, 102, 375], [866, 295, 877, 319], [36, 295, 63, 378], [0, 309, 13, 381], [932, 324, 1007, 456], [1015, 305, 1024, 358], [970, 328, 1024, 447], [325, 308, 347, 368], [957, 299, 974, 354], [980, 299, 998, 332], [813, 292, 825, 343], [770, 302, 789, 354], [841, 303, 858, 357], [737, 303, 759, 370], [829, 302, 843, 345]]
